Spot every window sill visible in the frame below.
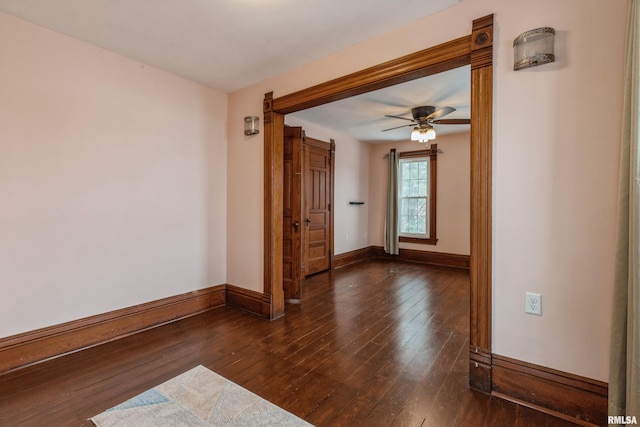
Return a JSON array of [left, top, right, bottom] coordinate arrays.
[[399, 236, 438, 245]]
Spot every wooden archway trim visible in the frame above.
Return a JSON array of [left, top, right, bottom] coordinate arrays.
[[272, 36, 471, 115], [264, 14, 493, 392]]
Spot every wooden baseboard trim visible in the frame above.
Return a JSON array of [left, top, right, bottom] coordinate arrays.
[[331, 247, 371, 269], [370, 246, 470, 269], [492, 392, 600, 427], [0, 285, 226, 374], [491, 354, 608, 426], [331, 246, 470, 270], [225, 284, 271, 319]]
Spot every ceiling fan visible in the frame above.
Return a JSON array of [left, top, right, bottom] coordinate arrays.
[[382, 106, 470, 142]]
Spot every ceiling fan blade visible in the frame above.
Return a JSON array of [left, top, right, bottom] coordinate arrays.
[[426, 106, 456, 121], [381, 123, 415, 132], [384, 114, 415, 122], [431, 118, 471, 125]]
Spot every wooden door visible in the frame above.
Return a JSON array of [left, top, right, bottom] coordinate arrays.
[[303, 136, 334, 276], [283, 126, 303, 300]]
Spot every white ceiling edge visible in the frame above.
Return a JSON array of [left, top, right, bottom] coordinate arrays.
[[0, 0, 461, 93]]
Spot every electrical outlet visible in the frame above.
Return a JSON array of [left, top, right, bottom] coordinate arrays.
[[345, 233, 349, 241], [525, 292, 542, 315]]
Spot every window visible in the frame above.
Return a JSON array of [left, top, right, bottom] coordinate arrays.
[[399, 158, 428, 234], [398, 147, 437, 245]]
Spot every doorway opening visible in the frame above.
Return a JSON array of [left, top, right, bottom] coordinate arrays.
[[283, 126, 335, 302], [263, 15, 493, 391]]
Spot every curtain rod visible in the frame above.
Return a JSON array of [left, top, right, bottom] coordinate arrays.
[[383, 148, 443, 158]]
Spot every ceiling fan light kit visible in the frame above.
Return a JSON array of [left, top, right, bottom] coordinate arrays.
[[513, 27, 555, 71], [425, 126, 436, 140], [411, 125, 436, 143], [383, 105, 470, 143]]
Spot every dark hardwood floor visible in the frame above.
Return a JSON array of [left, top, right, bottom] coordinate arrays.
[[0, 259, 580, 426]]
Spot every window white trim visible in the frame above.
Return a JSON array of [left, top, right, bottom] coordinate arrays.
[[398, 156, 429, 238]]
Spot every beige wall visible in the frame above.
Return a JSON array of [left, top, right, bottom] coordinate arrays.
[[368, 132, 471, 255], [227, 0, 626, 382], [0, 12, 228, 338], [285, 116, 370, 255], [491, 1, 624, 383]]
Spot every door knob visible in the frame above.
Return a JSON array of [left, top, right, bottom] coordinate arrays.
[[293, 221, 299, 232], [304, 218, 311, 225]]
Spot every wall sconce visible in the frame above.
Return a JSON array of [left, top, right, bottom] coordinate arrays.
[[244, 116, 259, 135], [513, 27, 555, 71]]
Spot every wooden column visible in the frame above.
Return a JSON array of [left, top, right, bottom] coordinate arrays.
[[468, 14, 494, 393], [263, 92, 285, 319]]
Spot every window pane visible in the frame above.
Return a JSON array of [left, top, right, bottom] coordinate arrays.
[[398, 157, 430, 236], [410, 162, 419, 179], [400, 160, 427, 197], [417, 198, 427, 234], [419, 162, 427, 179], [402, 180, 410, 197], [414, 182, 419, 196], [402, 163, 411, 184], [399, 196, 428, 234], [399, 199, 408, 233], [419, 180, 427, 196]]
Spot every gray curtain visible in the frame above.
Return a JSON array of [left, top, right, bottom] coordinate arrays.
[[610, 0, 640, 419], [384, 150, 399, 255]]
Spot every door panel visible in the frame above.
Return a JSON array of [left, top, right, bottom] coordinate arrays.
[[283, 127, 303, 300], [303, 138, 333, 276], [309, 228, 326, 241]]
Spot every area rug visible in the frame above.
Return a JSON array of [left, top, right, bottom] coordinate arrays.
[[90, 365, 313, 426]]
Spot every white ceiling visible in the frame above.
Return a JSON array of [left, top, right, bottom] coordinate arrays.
[[0, 0, 460, 93], [0, 0, 470, 143]]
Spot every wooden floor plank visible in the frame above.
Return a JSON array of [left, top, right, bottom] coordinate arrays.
[[516, 404, 553, 427], [484, 395, 520, 427], [0, 260, 581, 427], [420, 334, 470, 426], [453, 389, 492, 426]]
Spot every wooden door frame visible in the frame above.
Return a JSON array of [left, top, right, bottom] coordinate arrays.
[[263, 15, 493, 391], [283, 126, 303, 301]]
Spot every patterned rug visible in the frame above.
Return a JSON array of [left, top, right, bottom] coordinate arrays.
[[90, 365, 313, 426]]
